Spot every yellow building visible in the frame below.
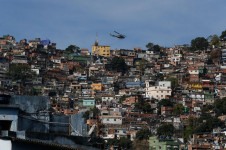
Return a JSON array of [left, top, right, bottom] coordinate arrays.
[[189, 83, 202, 90], [91, 83, 103, 91], [92, 40, 110, 57]]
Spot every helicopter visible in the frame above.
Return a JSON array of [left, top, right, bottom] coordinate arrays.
[[110, 31, 126, 39]]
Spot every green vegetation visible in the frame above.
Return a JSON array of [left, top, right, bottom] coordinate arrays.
[[214, 97, 226, 116], [136, 129, 152, 140], [166, 77, 178, 89], [136, 58, 149, 76], [119, 95, 129, 103], [106, 137, 132, 150], [65, 44, 80, 54], [182, 102, 226, 141], [157, 124, 175, 137], [173, 103, 184, 115], [134, 97, 153, 113], [157, 99, 174, 114], [194, 115, 224, 133], [146, 42, 161, 52], [183, 116, 197, 142], [8, 63, 36, 81], [110, 56, 128, 74], [220, 29, 226, 39], [82, 107, 100, 120], [208, 34, 220, 47], [191, 37, 208, 51]]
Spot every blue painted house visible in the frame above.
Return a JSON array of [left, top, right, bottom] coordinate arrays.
[[82, 98, 95, 107]]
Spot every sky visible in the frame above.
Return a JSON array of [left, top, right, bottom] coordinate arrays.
[[1, 0, 226, 50]]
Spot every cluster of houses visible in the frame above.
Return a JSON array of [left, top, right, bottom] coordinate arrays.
[[1, 34, 226, 149]]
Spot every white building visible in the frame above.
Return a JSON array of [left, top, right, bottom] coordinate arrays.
[[145, 81, 172, 100], [100, 116, 122, 125], [168, 54, 182, 66], [188, 68, 199, 75], [101, 95, 115, 102]]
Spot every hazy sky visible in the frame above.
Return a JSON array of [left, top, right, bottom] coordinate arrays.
[[1, 0, 226, 50]]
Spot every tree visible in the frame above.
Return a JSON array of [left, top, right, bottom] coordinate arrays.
[[194, 115, 225, 133], [118, 137, 132, 149], [155, 72, 164, 81], [210, 49, 221, 62], [186, 103, 226, 134], [113, 81, 120, 93], [134, 101, 153, 113], [166, 77, 178, 89], [82, 110, 90, 120], [220, 30, 226, 39], [8, 64, 35, 82], [119, 95, 128, 103], [183, 116, 197, 142], [208, 34, 220, 47], [146, 42, 154, 50], [201, 104, 214, 114], [146, 42, 161, 52], [65, 45, 80, 54], [158, 99, 173, 107], [191, 37, 208, 51], [48, 91, 57, 97], [157, 124, 175, 137], [82, 107, 99, 120], [199, 67, 208, 78], [134, 96, 153, 113], [153, 44, 161, 52], [157, 99, 174, 115], [137, 59, 148, 76], [110, 56, 128, 74], [214, 97, 226, 116], [173, 103, 184, 115], [107, 137, 132, 150], [136, 129, 152, 140]]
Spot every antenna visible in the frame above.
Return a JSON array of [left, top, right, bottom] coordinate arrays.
[[96, 32, 98, 42]]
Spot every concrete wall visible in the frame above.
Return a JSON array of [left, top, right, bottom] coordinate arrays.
[[18, 116, 49, 133], [50, 113, 88, 136], [25, 132, 99, 150], [10, 95, 50, 114], [70, 113, 87, 136], [8, 95, 50, 133], [50, 115, 69, 134], [0, 107, 18, 131]]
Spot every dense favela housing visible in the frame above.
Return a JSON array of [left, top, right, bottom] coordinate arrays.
[[1, 31, 226, 149]]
